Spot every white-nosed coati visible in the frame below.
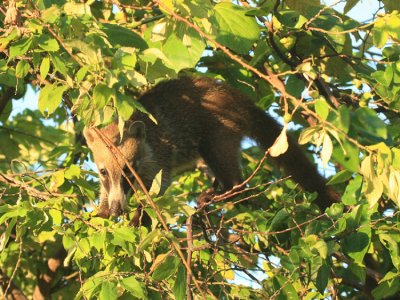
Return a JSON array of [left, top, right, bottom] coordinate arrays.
[[84, 76, 338, 217]]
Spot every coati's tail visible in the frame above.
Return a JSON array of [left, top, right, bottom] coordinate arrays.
[[250, 108, 339, 210]]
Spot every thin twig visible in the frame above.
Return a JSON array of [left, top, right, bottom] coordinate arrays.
[[4, 238, 23, 298], [186, 216, 193, 300]]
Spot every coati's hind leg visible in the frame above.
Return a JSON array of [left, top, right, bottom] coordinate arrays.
[[198, 131, 243, 205]]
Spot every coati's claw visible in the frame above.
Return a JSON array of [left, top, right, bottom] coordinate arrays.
[[197, 188, 217, 207], [129, 206, 151, 227], [96, 207, 110, 218]]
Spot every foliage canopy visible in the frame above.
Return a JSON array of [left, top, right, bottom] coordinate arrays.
[[1, 0, 400, 299]]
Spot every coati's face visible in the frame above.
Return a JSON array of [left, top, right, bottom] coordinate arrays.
[[83, 122, 146, 217]]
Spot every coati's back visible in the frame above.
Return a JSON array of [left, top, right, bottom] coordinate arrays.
[[136, 77, 257, 143]]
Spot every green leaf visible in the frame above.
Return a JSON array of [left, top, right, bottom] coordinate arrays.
[[75, 66, 88, 84], [312, 240, 328, 259], [102, 23, 148, 50], [213, 2, 260, 54], [173, 265, 186, 300], [139, 229, 161, 250], [384, 64, 394, 85], [152, 255, 180, 281], [277, 10, 307, 29], [360, 155, 384, 207], [93, 84, 114, 109], [315, 98, 329, 120], [50, 53, 68, 76], [121, 276, 147, 299], [37, 35, 59, 52], [327, 169, 353, 185], [41, 5, 60, 23], [352, 107, 387, 142], [15, 60, 30, 78], [115, 93, 135, 121], [372, 278, 400, 300], [0, 217, 17, 252], [0, 208, 26, 226], [112, 226, 135, 248], [298, 126, 320, 145], [342, 227, 371, 266], [272, 275, 300, 300], [38, 83, 68, 116], [316, 263, 330, 294], [81, 276, 103, 299], [379, 233, 400, 270], [9, 36, 33, 59], [286, 75, 305, 98], [326, 203, 344, 220], [40, 56, 50, 80], [65, 164, 81, 179], [149, 170, 163, 195], [268, 209, 289, 231], [373, 13, 400, 48], [372, 70, 388, 86], [382, 0, 400, 12], [332, 139, 360, 172], [49, 209, 62, 225], [393, 148, 400, 170], [285, 0, 320, 14], [342, 175, 363, 205], [161, 29, 205, 72], [99, 281, 118, 300], [64, 2, 91, 16], [344, 0, 359, 13]]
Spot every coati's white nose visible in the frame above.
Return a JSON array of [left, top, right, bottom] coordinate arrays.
[[108, 185, 126, 216], [109, 201, 123, 216]]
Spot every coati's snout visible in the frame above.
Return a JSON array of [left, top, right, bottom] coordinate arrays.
[[83, 121, 147, 218]]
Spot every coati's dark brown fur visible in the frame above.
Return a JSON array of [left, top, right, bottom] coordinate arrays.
[[84, 77, 338, 217]]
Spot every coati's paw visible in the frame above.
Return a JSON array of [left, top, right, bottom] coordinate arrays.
[[129, 206, 151, 227], [96, 206, 110, 218], [197, 188, 217, 207], [110, 201, 124, 217]]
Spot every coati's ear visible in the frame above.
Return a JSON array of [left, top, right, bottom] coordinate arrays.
[[83, 127, 96, 147], [127, 121, 146, 141]]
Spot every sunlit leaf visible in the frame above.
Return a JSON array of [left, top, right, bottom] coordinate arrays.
[[151, 255, 180, 281], [270, 125, 289, 157], [38, 83, 68, 116], [213, 2, 260, 54], [15, 60, 30, 78], [121, 276, 147, 299]]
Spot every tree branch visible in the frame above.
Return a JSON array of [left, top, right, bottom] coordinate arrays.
[[0, 173, 77, 201], [1, 270, 27, 300]]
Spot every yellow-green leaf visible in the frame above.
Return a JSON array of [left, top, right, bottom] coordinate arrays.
[[15, 60, 30, 78], [270, 126, 288, 157], [40, 56, 50, 80], [315, 98, 330, 121], [321, 134, 333, 168]]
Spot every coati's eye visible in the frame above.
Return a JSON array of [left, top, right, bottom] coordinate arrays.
[[99, 168, 107, 176]]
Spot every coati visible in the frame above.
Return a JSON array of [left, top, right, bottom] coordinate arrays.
[[84, 76, 338, 218]]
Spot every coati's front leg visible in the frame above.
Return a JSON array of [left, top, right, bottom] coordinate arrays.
[[197, 131, 243, 207], [199, 131, 243, 190]]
